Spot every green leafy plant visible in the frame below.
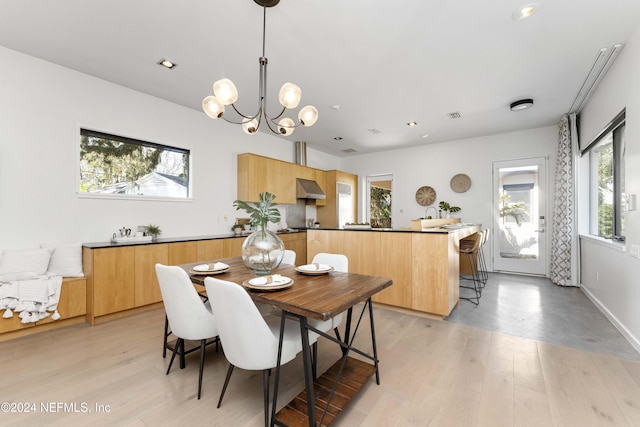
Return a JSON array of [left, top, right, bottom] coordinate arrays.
[[144, 224, 162, 236], [233, 192, 281, 228], [438, 201, 461, 214]]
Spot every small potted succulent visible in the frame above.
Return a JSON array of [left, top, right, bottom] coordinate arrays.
[[144, 224, 162, 240], [438, 201, 461, 218], [231, 223, 243, 235]]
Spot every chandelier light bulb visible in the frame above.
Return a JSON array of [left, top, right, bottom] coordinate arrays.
[[298, 105, 318, 127], [278, 82, 302, 109], [278, 117, 295, 136], [213, 78, 239, 105], [242, 118, 259, 135], [202, 96, 225, 119]]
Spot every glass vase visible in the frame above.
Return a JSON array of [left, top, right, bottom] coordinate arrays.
[[241, 227, 285, 275]]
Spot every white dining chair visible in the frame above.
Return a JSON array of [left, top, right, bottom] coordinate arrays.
[[204, 277, 308, 427], [281, 249, 296, 265], [310, 252, 348, 331], [155, 264, 219, 400]]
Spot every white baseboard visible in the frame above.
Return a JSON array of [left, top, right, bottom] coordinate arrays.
[[581, 285, 640, 355]]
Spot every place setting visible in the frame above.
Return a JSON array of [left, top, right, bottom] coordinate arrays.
[[189, 262, 230, 275], [242, 274, 294, 291], [295, 263, 335, 275]]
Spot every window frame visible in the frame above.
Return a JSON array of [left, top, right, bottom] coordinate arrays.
[[584, 109, 625, 241], [77, 127, 192, 201]]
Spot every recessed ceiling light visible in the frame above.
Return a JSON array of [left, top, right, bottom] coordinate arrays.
[[157, 58, 177, 69], [368, 128, 382, 134], [406, 121, 418, 127], [421, 134, 429, 138], [510, 98, 534, 111], [331, 105, 341, 110], [512, 3, 538, 20], [334, 137, 343, 141]]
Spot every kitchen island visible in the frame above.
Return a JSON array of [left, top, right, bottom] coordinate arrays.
[[306, 225, 479, 317]]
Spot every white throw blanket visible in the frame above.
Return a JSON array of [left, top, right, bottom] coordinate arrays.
[[0, 274, 62, 323]]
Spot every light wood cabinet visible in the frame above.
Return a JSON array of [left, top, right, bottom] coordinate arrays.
[[83, 232, 307, 323], [279, 232, 307, 265], [373, 233, 412, 307], [196, 239, 223, 261], [168, 241, 198, 265], [222, 237, 245, 257], [89, 246, 135, 317], [134, 244, 168, 307], [237, 153, 270, 202], [306, 227, 478, 317], [236, 153, 338, 207]]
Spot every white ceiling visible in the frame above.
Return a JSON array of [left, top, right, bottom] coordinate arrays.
[[1, 0, 640, 156]]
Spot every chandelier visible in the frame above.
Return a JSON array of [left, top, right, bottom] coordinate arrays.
[[202, 0, 318, 136]]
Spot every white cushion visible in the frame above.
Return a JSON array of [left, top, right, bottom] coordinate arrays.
[[0, 271, 39, 282], [0, 248, 53, 275], [40, 243, 84, 277]]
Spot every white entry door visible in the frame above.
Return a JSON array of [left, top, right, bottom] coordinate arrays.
[[492, 157, 547, 275]]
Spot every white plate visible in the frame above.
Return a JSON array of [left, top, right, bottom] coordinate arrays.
[[193, 262, 229, 272], [248, 274, 292, 287], [296, 263, 333, 272]]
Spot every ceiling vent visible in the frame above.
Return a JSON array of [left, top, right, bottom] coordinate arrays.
[[341, 148, 358, 153], [447, 111, 462, 119], [367, 128, 382, 134]]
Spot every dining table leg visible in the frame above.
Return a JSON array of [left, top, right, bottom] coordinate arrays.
[[299, 316, 316, 426]]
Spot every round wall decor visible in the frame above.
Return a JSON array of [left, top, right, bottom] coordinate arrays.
[[450, 173, 471, 193], [415, 185, 436, 206]]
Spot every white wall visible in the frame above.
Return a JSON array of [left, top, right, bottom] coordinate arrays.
[[578, 24, 640, 350], [0, 46, 341, 250], [341, 125, 558, 271]]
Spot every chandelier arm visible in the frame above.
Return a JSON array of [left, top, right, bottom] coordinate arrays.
[[262, 116, 283, 134], [266, 105, 287, 122]]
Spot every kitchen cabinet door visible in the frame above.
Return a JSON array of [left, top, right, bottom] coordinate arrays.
[[134, 244, 168, 307], [92, 247, 135, 316], [196, 240, 223, 261], [222, 237, 244, 258], [168, 241, 198, 265], [279, 232, 307, 265]]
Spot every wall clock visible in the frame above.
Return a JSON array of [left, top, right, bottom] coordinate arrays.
[[450, 173, 471, 193], [415, 186, 436, 206]]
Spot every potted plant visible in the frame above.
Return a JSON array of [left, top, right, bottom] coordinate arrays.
[[233, 192, 284, 275], [438, 201, 461, 218], [144, 224, 162, 240], [231, 223, 243, 236]]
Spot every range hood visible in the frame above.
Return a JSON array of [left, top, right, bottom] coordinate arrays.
[[296, 178, 326, 200]]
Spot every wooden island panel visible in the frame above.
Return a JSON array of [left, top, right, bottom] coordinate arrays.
[[373, 232, 412, 308], [307, 227, 478, 317]]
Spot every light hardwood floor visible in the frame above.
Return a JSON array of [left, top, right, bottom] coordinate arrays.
[[2, 305, 640, 426]]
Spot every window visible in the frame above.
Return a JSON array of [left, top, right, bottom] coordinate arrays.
[[79, 129, 191, 199], [586, 110, 625, 241], [367, 174, 393, 229]]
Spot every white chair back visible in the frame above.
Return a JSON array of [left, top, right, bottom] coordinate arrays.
[[155, 264, 218, 340], [282, 249, 296, 265], [311, 253, 348, 272], [204, 277, 302, 370]]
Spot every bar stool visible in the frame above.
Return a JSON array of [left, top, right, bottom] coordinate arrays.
[[478, 229, 490, 286], [459, 232, 483, 305]]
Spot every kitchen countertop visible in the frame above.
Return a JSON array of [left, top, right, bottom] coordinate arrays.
[[82, 229, 307, 249], [311, 224, 480, 234]]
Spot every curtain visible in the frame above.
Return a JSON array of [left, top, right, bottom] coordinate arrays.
[[550, 113, 579, 286]]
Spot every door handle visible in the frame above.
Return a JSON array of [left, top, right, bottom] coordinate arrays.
[[535, 229, 545, 233]]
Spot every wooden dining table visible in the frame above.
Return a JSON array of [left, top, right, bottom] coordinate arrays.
[[181, 256, 393, 426]]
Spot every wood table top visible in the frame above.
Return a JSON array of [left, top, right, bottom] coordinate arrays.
[[181, 256, 393, 321]]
